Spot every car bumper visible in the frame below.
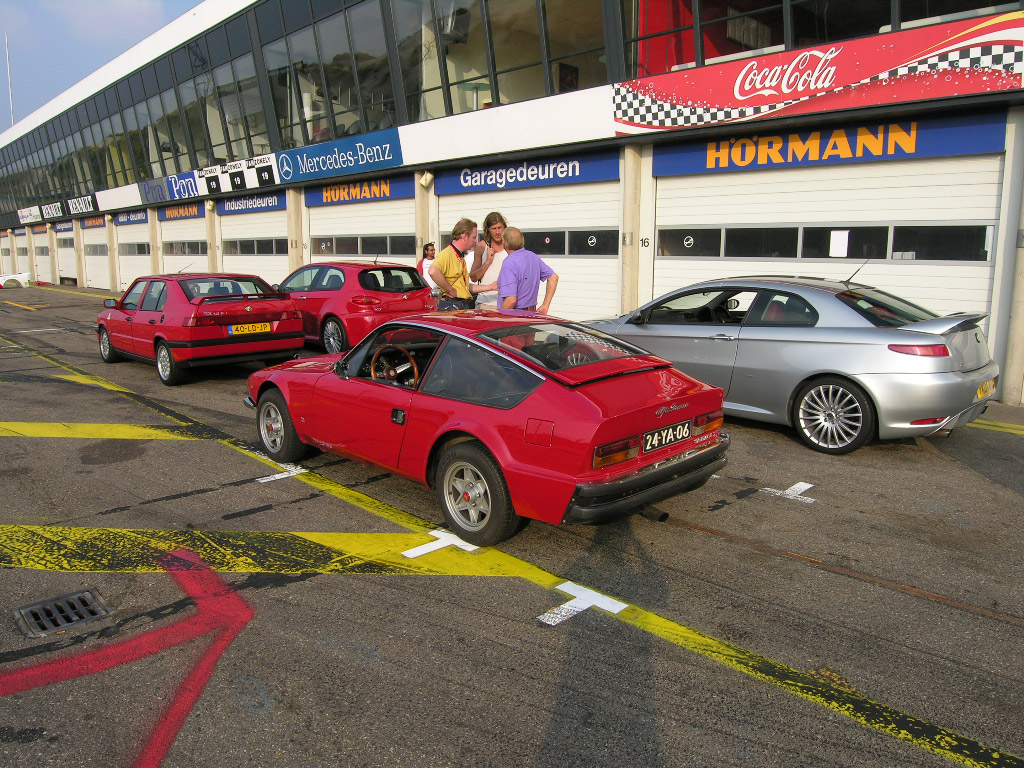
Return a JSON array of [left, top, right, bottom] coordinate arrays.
[[563, 433, 729, 525], [860, 361, 1000, 439]]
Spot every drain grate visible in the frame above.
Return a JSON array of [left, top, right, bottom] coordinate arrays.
[[14, 588, 113, 638]]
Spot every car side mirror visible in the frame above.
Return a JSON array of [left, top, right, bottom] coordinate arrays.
[[103, 299, 117, 308], [272, 284, 282, 291], [332, 359, 349, 380], [627, 309, 645, 324], [727, 299, 740, 310]]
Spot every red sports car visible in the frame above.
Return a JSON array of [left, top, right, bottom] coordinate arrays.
[[97, 273, 304, 385], [276, 260, 436, 353], [245, 311, 729, 545]]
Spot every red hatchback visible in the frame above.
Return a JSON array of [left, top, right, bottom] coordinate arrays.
[[245, 311, 729, 545], [97, 273, 304, 385], [276, 260, 436, 353]]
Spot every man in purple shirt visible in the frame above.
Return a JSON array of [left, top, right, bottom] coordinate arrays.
[[497, 227, 559, 313]]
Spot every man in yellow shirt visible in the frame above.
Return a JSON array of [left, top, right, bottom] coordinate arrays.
[[429, 218, 495, 310]]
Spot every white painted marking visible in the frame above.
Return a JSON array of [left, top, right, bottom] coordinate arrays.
[[402, 530, 479, 558], [256, 465, 308, 483], [10, 328, 62, 333], [760, 481, 816, 503], [537, 581, 629, 626]]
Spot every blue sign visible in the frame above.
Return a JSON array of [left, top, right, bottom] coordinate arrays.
[[53, 221, 73, 233], [275, 128, 403, 184], [114, 210, 149, 225], [217, 192, 287, 215], [653, 112, 1007, 176], [158, 202, 205, 221], [305, 176, 414, 207], [435, 150, 620, 194], [138, 178, 170, 205], [166, 171, 201, 200]]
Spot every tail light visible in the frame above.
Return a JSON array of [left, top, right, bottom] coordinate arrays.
[[593, 436, 640, 469], [280, 309, 302, 320], [692, 409, 724, 436], [350, 296, 382, 307], [911, 417, 947, 425], [183, 315, 217, 327], [888, 344, 949, 357]]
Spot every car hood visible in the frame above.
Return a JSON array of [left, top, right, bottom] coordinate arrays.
[[266, 355, 343, 375]]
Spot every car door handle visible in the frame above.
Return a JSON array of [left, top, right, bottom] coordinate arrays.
[[710, 334, 736, 341], [149, 319, 157, 324], [296, 296, 307, 300], [126, 316, 132, 322], [391, 408, 406, 425]]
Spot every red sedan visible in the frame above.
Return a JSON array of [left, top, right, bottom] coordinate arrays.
[[97, 273, 304, 385], [245, 311, 729, 545], [276, 260, 436, 353]]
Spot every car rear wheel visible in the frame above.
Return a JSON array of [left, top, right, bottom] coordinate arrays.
[[256, 389, 311, 463], [156, 342, 186, 386], [436, 442, 519, 546], [98, 328, 120, 363], [322, 318, 347, 354], [793, 377, 875, 455]]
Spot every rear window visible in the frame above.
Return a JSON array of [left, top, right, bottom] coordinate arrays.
[[180, 277, 275, 300], [481, 323, 647, 371], [836, 288, 937, 327], [359, 267, 426, 293]]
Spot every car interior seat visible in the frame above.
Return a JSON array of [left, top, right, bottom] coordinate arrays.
[[763, 300, 786, 322], [324, 273, 343, 290], [384, 274, 404, 291]]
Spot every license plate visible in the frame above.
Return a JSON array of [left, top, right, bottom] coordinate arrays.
[[976, 378, 996, 399], [228, 322, 271, 336], [643, 421, 691, 452]]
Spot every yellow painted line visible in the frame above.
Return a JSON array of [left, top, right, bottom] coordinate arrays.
[[969, 419, 1024, 436], [0, 422, 198, 440], [3, 300, 38, 310], [35, 284, 116, 299], [0, 522, 1017, 768], [51, 373, 135, 392]]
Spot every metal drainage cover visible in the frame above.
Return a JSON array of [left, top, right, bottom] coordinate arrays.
[[14, 588, 113, 638]]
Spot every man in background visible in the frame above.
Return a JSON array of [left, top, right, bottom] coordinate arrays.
[[429, 219, 494, 310], [497, 227, 558, 314]]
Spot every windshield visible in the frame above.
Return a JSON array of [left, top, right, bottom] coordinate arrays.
[[836, 288, 938, 327], [359, 267, 427, 293], [180, 277, 276, 300], [481, 323, 647, 371]]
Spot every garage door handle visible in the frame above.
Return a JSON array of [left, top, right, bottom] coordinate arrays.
[[710, 334, 736, 341]]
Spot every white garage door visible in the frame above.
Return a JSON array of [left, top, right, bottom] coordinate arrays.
[[221, 211, 289, 283], [308, 198, 416, 267], [33, 245, 52, 284], [160, 219, 208, 274], [437, 181, 621, 320], [653, 155, 1002, 321], [82, 227, 110, 290], [116, 223, 152, 290]]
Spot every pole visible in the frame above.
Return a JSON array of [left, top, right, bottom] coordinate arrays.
[[5, 32, 12, 127]]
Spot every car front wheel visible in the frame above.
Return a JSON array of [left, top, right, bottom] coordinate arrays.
[[98, 328, 120, 363], [257, 389, 311, 463], [436, 442, 519, 546], [322, 318, 347, 354], [793, 377, 876, 454], [156, 342, 186, 386]]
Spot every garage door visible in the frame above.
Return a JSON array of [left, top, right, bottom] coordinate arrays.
[[115, 223, 152, 290], [221, 210, 289, 284], [82, 224, 110, 290]]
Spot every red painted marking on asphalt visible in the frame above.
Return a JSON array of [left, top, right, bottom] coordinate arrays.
[[0, 549, 253, 768]]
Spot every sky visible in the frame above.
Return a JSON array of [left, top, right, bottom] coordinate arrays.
[[0, 0, 204, 127]]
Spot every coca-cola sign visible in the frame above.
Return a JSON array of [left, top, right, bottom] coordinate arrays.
[[615, 12, 1024, 134]]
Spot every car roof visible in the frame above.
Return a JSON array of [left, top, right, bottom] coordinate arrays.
[[687, 275, 873, 294], [392, 309, 553, 334], [301, 260, 414, 270], [134, 273, 266, 281]]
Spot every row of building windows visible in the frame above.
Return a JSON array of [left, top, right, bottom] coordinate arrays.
[[0, 0, 1004, 224], [312, 234, 417, 256], [658, 224, 992, 261]]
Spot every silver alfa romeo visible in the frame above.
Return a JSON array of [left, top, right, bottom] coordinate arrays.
[[586, 276, 999, 454]]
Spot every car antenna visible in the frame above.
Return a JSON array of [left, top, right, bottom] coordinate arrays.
[[178, 262, 194, 273], [843, 258, 870, 286]]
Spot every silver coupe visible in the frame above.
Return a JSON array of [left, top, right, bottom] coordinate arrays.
[[586, 277, 999, 454]]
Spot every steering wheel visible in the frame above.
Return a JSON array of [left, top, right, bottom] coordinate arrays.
[[370, 345, 419, 387], [712, 304, 732, 323]]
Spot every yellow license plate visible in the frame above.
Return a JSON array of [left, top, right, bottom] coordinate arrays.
[[977, 378, 996, 399], [228, 322, 271, 336]]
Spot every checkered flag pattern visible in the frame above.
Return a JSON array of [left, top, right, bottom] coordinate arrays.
[[615, 44, 1024, 129]]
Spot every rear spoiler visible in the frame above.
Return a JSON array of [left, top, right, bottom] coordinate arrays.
[[898, 313, 988, 335], [193, 291, 288, 305]]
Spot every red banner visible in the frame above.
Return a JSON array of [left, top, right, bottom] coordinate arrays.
[[615, 12, 1024, 134]]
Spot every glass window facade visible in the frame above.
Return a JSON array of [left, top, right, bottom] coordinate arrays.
[[0, 0, 1009, 225]]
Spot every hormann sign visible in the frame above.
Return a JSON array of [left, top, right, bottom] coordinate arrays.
[[158, 202, 204, 221], [275, 128, 403, 184], [434, 150, 619, 194], [304, 176, 414, 207], [615, 12, 1024, 134], [652, 113, 1007, 176]]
